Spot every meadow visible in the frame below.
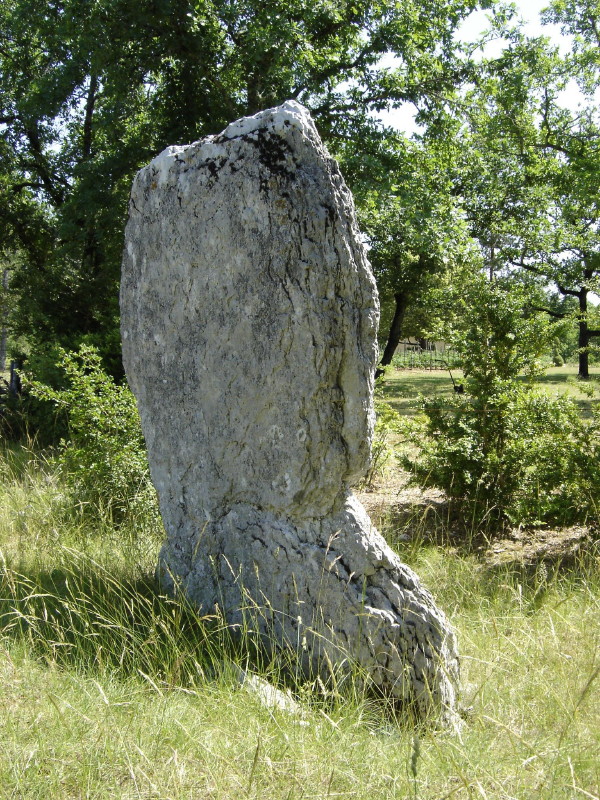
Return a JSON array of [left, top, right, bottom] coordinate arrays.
[[381, 365, 600, 418], [0, 367, 599, 799]]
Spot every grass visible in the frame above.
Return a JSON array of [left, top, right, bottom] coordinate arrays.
[[381, 364, 600, 417], [1, 445, 599, 798]]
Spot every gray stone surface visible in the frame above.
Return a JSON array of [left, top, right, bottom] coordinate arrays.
[[121, 101, 459, 722]]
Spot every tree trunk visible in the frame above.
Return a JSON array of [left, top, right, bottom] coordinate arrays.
[[578, 322, 589, 379], [78, 72, 104, 333], [82, 73, 98, 160], [556, 276, 597, 380], [578, 288, 591, 379], [376, 291, 408, 377]]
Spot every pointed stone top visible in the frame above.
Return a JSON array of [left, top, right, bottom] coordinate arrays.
[[218, 100, 314, 141], [152, 101, 318, 173]]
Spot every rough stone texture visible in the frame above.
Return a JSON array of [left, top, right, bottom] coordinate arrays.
[[121, 101, 459, 722]]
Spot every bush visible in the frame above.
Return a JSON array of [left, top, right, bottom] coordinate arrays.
[[1, 346, 76, 445], [408, 388, 596, 526], [404, 279, 599, 527], [29, 346, 159, 524]]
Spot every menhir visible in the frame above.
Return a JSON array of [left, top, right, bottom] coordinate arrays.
[[120, 101, 460, 724]]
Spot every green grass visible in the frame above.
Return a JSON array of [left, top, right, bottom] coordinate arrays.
[[380, 368, 459, 415], [381, 364, 600, 416], [1, 445, 599, 798]]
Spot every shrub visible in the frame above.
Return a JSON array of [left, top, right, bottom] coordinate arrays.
[[404, 279, 599, 527], [1, 346, 79, 445], [408, 388, 595, 526], [29, 346, 159, 524]]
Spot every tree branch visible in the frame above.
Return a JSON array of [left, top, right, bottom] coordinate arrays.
[[528, 305, 566, 319], [509, 258, 547, 276], [557, 284, 582, 298], [292, 41, 380, 100], [587, 12, 600, 49], [23, 124, 65, 207], [11, 181, 45, 193]]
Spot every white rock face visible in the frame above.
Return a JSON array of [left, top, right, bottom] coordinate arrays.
[[121, 101, 459, 721]]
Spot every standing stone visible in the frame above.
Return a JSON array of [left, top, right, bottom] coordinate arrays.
[[121, 101, 459, 722]]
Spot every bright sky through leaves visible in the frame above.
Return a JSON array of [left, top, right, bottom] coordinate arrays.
[[380, 0, 584, 134]]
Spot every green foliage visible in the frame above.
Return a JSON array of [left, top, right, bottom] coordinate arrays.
[[405, 279, 600, 526], [360, 133, 479, 367], [29, 346, 158, 524], [0, 345, 72, 445], [412, 388, 597, 526], [0, 0, 479, 371], [458, 25, 600, 378]]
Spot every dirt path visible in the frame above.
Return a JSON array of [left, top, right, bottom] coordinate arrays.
[[356, 472, 595, 567]]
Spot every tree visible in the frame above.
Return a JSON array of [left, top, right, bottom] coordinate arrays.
[[0, 0, 156, 373], [405, 274, 597, 526], [360, 132, 476, 373], [0, 0, 488, 374], [0, 268, 8, 372], [455, 23, 600, 377], [537, 154, 600, 378], [543, 0, 600, 93]]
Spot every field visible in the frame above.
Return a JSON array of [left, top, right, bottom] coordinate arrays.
[[0, 367, 599, 799], [381, 365, 600, 417]]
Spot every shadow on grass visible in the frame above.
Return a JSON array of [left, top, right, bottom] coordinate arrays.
[[0, 551, 369, 712], [533, 372, 573, 385], [0, 553, 250, 689], [379, 371, 456, 416], [380, 366, 600, 416], [533, 366, 600, 383]]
